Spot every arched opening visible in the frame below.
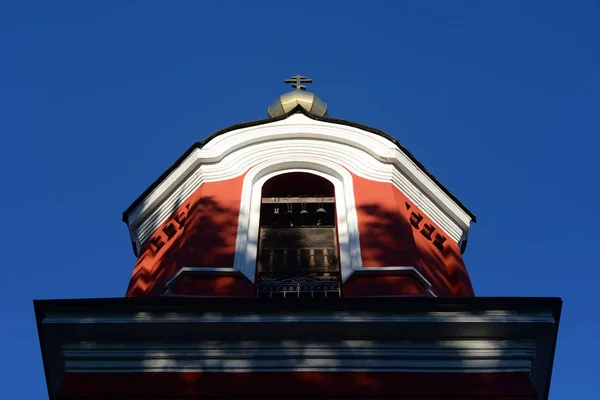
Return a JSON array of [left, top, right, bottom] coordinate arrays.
[[256, 172, 341, 297]]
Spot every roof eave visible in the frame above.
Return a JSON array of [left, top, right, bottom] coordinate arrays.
[[122, 105, 476, 224]]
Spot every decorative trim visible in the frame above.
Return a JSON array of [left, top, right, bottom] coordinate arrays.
[[62, 340, 537, 374], [347, 266, 437, 297], [164, 267, 247, 293], [234, 160, 361, 283], [164, 266, 436, 297], [257, 276, 341, 298], [44, 310, 556, 325], [125, 114, 473, 254]]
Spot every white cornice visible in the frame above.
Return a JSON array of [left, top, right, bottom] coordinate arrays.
[[63, 340, 537, 374], [45, 310, 556, 324], [126, 114, 473, 253]]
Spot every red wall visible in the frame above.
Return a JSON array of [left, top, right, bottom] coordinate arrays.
[[351, 174, 474, 297], [59, 371, 536, 399], [126, 169, 474, 298], [126, 175, 250, 297]]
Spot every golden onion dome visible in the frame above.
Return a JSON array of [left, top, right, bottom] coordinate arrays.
[[268, 75, 328, 118]]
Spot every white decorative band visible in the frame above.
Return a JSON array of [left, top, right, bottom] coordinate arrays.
[[45, 311, 556, 325], [62, 340, 536, 374], [163, 267, 246, 291], [348, 266, 437, 297], [126, 114, 472, 253]]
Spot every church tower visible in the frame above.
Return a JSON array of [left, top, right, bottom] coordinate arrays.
[[123, 75, 475, 299], [35, 77, 561, 400]]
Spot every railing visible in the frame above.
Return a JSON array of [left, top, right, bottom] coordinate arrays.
[[258, 247, 338, 275], [257, 246, 341, 298], [256, 226, 340, 298], [256, 275, 341, 298]]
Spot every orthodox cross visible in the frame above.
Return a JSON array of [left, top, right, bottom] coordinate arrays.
[[284, 75, 313, 91]]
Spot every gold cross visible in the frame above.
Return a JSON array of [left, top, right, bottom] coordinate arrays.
[[284, 75, 313, 91]]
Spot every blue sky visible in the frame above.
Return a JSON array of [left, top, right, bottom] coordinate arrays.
[[1, 1, 598, 398]]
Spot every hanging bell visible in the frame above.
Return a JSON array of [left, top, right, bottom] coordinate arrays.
[[315, 207, 327, 226], [315, 196, 328, 226], [285, 197, 294, 226], [299, 196, 309, 225], [299, 209, 309, 226], [315, 196, 328, 218], [272, 207, 280, 225], [286, 209, 295, 224], [315, 207, 327, 218]]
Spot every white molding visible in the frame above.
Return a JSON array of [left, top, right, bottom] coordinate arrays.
[[348, 266, 437, 297], [45, 310, 556, 325], [233, 160, 361, 283], [163, 265, 437, 296], [125, 114, 473, 253], [164, 267, 246, 291], [62, 340, 536, 374]]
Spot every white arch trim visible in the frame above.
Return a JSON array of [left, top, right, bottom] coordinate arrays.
[[125, 114, 473, 254], [233, 158, 362, 283]]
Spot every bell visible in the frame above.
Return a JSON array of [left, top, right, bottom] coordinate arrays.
[[315, 196, 327, 218], [315, 198, 327, 226], [285, 198, 294, 226], [286, 209, 295, 225], [272, 207, 280, 225], [299, 197, 309, 225]]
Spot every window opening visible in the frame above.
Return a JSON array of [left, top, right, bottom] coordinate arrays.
[[256, 173, 341, 298]]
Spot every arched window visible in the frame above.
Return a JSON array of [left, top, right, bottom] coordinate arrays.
[[233, 158, 363, 288], [256, 172, 341, 298]]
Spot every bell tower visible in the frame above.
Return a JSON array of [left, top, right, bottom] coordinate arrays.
[[122, 75, 476, 299], [35, 77, 561, 400]]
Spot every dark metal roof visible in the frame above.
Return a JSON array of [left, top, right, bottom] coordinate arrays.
[[35, 296, 560, 318], [122, 106, 477, 222]]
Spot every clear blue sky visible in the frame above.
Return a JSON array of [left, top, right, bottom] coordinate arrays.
[[1, 1, 598, 398]]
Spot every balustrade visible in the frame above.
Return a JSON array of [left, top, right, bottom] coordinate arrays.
[[256, 226, 340, 298]]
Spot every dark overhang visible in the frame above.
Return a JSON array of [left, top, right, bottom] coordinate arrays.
[[35, 296, 560, 400], [34, 295, 560, 318]]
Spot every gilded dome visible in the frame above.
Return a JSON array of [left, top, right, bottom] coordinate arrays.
[[268, 75, 328, 118], [268, 90, 328, 118]]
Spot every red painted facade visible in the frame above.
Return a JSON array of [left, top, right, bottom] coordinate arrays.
[[58, 371, 537, 399], [352, 175, 474, 297], [126, 168, 473, 298], [127, 175, 249, 297]]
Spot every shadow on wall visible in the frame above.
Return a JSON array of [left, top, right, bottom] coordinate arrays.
[[127, 195, 241, 297], [356, 203, 474, 297], [126, 196, 473, 297]]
